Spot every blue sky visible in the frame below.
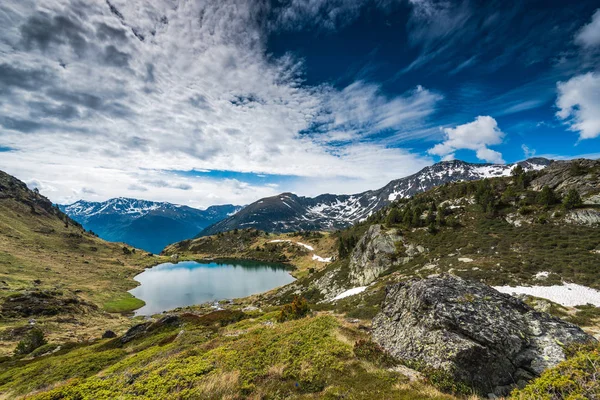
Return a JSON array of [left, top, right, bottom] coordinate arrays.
[[0, 0, 599, 207]]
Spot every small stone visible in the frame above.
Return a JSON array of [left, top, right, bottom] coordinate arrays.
[[102, 330, 117, 339]]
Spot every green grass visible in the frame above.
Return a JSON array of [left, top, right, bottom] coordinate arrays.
[[103, 292, 146, 313], [0, 312, 456, 400]]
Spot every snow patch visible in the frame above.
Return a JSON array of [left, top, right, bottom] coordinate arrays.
[[332, 287, 367, 301], [493, 283, 600, 307], [269, 239, 332, 263], [268, 239, 314, 251], [458, 257, 473, 263]]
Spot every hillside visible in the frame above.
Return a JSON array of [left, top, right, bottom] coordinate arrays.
[[2, 159, 600, 399], [60, 199, 241, 253], [164, 229, 337, 279], [270, 159, 600, 306], [198, 158, 551, 236], [0, 171, 167, 357]]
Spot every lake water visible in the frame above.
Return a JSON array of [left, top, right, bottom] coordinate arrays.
[[129, 260, 295, 315]]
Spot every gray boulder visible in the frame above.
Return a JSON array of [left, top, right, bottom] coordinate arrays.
[[372, 275, 595, 396], [348, 225, 403, 286]]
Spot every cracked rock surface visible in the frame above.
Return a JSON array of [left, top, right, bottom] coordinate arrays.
[[372, 275, 595, 396]]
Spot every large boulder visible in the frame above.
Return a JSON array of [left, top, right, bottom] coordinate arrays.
[[348, 225, 403, 286], [372, 275, 595, 396]]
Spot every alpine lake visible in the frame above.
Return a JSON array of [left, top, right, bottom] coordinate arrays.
[[129, 259, 295, 315]]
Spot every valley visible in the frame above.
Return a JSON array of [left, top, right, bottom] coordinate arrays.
[[1, 159, 600, 399], [60, 199, 241, 254]]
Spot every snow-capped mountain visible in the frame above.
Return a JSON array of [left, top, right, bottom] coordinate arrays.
[[198, 158, 551, 236], [60, 198, 241, 253]]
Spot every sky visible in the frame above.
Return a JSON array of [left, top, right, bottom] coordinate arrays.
[[0, 0, 599, 208]]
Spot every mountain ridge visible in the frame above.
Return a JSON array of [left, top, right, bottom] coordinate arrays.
[[198, 157, 552, 236], [60, 198, 242, 253]]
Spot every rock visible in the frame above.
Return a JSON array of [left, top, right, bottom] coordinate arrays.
[[120, 322, 151, 344], [152, 314, 181, 329], [372, 275, 595, 396], [348, 225, 403, 286], [0, 290, 96, 318], [530, 159, 600, 197], [565, 208, 600, 226], [102, 330, 117, 339]]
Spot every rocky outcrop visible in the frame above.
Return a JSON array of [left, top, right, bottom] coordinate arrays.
[[372, 275, 595, 396], [565, 208, 600, 226], [120, 315, 181, 344], [530, 159, 600, 197], [1, 290, 97, 318], [348, 225, 404, 286]]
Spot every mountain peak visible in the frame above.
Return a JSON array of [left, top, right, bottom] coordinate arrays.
[[198, 158, 554, 236]]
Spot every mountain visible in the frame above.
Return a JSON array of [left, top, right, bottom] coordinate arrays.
[[0, 170, 164, 357], [198, 157, 552, 236], [60, 198, 242, 253]]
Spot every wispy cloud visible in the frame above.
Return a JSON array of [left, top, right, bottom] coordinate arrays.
[[0, 0, 437, 205]]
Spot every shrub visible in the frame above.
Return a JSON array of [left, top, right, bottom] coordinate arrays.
[[15, 328, 47, 355], [537, 186, 560, 207], [563, 189, 583, 210], [518, 206, 535, 215], [277, 296, 309, 322], [353, 339, 397, 368]]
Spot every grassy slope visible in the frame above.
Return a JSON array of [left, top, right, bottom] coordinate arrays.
[[0, 195, 168, 356], [0, 309, 456, 400]]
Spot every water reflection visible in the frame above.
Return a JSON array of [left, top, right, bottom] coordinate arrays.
[[129, 260, 294, 315]]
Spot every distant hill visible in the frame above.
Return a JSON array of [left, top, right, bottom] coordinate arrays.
[[60, 198, 242, 253], [198, 158, 552, 236]]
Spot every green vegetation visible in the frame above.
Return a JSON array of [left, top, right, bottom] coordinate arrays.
[[353, 339, 398, 368], [14, 328, 46, 355], [567, 304, 600, 327], [0, 312, 455, 400], [103, 292, 146, 313], [511, 343, 600, 399], [563, 188, 583, 210]]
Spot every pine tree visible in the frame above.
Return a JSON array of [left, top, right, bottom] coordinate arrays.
[[386, 208, 401, 225], [537, 186, 559, 207], [563, 189, 582, 210]]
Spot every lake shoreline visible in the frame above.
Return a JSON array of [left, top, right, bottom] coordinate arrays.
[[128, 259, 296, 316]]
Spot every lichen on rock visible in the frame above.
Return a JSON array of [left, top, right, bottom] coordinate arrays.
[[372, 274, 596, 397]]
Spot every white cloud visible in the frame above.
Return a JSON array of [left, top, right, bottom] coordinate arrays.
[[428, 116, 505, 164], [521, 144, 536, 158], [556, 72, 600, 140], [0, 0, 439, 206], [575, 9, 600, 48]]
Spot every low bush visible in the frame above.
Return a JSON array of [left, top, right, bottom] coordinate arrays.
[[14, 328, 47, 355], [277, 296, 309, 322], [353, 339, 397, 368]]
